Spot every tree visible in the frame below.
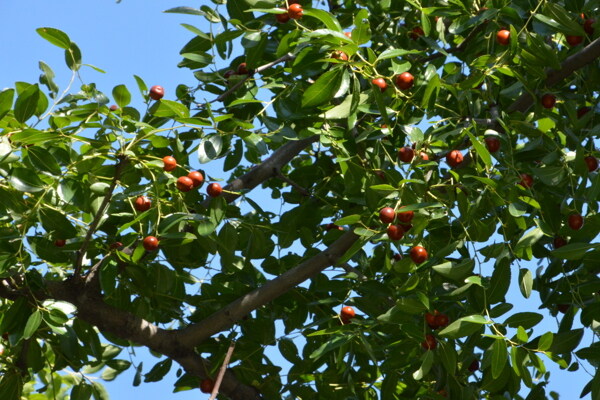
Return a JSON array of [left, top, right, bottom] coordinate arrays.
[[0, 1, 599, 399]]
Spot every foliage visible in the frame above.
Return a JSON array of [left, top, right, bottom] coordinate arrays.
[[1, 0, 599, 399]]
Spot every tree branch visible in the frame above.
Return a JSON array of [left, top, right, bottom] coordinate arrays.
[[177, 231, 360, 348], [75, 155, 128, 276], [508, 37, 600, 113], [201, 136, 319, 207], [212, 53, 296, 103]]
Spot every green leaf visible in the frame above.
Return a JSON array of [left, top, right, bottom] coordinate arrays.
[[301, 68, 345, 108], [150, 99, 189, 119], [421, 73, 440, 110], [413, 350, 434, 380], [26, 146, 62, 175], [310, 335, 351, 359], [0, 89, 15, 120], [518, 268, 533, 298], [432, 259, 474, 280], [537, 332, 553, 351], [439, 342, 457, 374], [549, 329, 584, 354], [112, 84, 131, 107], [542, 3, 585, 35], [491, 339, 507, 379], [133, 75, 148, 96], [504, 312, 543, 329], [23, 310, 42, 339], [303, 8, 342, 31], [163, 6, 205, 15], [438, 315, 488, 339], [487, 258, 510, 303], [144, 358, 173, 382], [14, 84, 40, 123], [466, 131, 492, 167], [352, 9, 371, 45], [376, 49, 420, 61], [198, 135, 223, 163], [36, 27, 71, 49], [9, 168, 46, 192], [71, 384, 93, 400], [38, 207, 78, 238], [335, 215, 361, 225], [0, 370, 22, 400], [552, 242, 600, 260], [91, 382, 110, 400], [65, 42, 82, 71]]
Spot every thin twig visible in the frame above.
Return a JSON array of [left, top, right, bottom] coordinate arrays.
[[213, 53, 296, 103], [209, 340, 236, 400], [274, 168, 310, 196], [74, 155, 129, 276]]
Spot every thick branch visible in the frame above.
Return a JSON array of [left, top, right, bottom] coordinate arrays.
[[177, 231, 359, 348], [508, 37, 600, 113], [202, 136, 319, 207]]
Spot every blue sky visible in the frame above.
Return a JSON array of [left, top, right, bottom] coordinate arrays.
[[0, 1, 594, 399]]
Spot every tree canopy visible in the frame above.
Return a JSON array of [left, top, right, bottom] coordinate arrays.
[[0, 1, 599, 399]]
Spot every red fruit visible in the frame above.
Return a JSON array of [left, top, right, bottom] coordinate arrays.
[[446, 150, 463, 167], [518, 173, 534, 188], [176, 176, 194, 192], [109, 104, 118, 111], [387, 225, 404, 241], [162, 156, 177, 172], [188, 171, 204, 188], [584, 156, 598, 172], [275, 8, 290, 23], [54, 239, 66, 247], [109, 242, 123, 250], [332, 51, 349, 61], [396, 207, 414, 223], [410, 26, 424, 40], [341, 306, 355, 320], [425, 311, 438, 329], [237, 62, 249, 75], [200, 379, 215, 394], [374, 170, 386, 180], [557, 304, 570, 313], [438, 389, 448, 397], [149, 85, 164, 100], [401, 223, 412, 232], [142, 236, 159, 251], [419, 152, 429, 161], [134, 196, 151, 212], [398, 146, 414, 163], [288, 3, 303, 19], [421, 334, 437, 350], [496, 29, 510, 46], [541, 94, 556, 109], [395, 72, 414, 90], [568, 214, 584, 230], [207, 182, 223, 197], [566, 35, 583, 46], [344, 31, 352, 38], [379, 207, 396, 224], [553, 237, 567, 249], [392, 253, 402, 261], [484, 136, 501, 153], [584, 18, 595, 35], [410, 245, 428, 264], [372, 78, 387, 92], [435, 314, 449, 328], [223, 69, 235, 79], [468, 360, 480, 372], [577, 107, 591, 119]]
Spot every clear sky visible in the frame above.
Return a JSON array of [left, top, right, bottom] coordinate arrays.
[[0, 1, 594, 399]]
